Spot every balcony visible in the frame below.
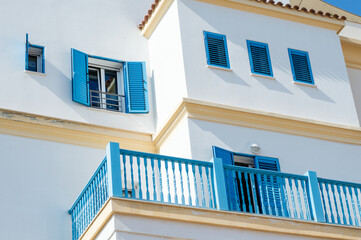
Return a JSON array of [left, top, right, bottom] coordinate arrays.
[[69, 142, 361, 240]]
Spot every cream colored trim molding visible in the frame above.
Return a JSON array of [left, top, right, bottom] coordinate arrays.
[[142, 0, 175, 38], [341, 38, 361, 70], [0, 109, 155, 153], [80, 198, 361, 240], [154, 98, 361, 148]]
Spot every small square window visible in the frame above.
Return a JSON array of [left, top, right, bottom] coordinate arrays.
[[288, 49, 314, 84], [25, 34, 45, 73]]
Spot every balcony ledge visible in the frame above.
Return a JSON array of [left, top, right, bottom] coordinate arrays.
[[80, 197, 361, 240]]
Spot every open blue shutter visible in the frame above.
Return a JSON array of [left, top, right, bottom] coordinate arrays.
[[204, 32, 230, 68], [71, 48, 89, 106], [254, 156, 284, 216], [212, 146, 239, 211], [25, 33, 29, 70], [124, 61, 149, 113], [247, 40, 273, 76], [288, 49, 314, 84]]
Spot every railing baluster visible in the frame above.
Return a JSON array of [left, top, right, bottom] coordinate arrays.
[[282, 177, 291, 218], [264, 174, 273, 215], [319, 182, 328, 222], [343, 185, 353, 225], [355, 187, 361, 226], [122, 154, 128, 198], [325, 183, 335, 223], [250, 173, 259, 214], [300, 179, 310, 220], [199, 166, 206, 207], [289, 178, 298, 218], [178, 162, 185, 205], [158, 159, 164, 202], [257, 173, 266, 214], [206, 166, 213, 208], [245, 172, 254, 213], [349, 186, 359, 226], [151, 158, 157, 201], [237, 171, 246, 212], [171, 161, 178, 204], [185, 163, 192, 205], [165, 160, 171, 203], [295, 178, 304, 220], [331, 184, 341, 224], [337, 184, 347, 224], [137, 156, 142, 200], [130, 155, 135, 198], [270, 175, 279, 216], [144, 157, 150, 200], [192, 164, 199, 206]]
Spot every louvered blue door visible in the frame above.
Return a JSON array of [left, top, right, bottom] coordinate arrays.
[[72, 48, 89, 106], [288, 49, 314, 84], [254, 156, 283, 216], [247, 40, 273, 76], [204, 32, 230, 68], [212, 146, 239, 211], [124, 62, 149, 113]]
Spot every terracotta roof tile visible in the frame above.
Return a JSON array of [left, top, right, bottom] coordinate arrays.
[[138, 0, 347, 30]]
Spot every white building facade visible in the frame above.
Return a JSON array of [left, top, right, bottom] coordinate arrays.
[[0, 0, 361, 239]]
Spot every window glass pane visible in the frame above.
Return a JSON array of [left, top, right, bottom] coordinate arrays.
[[105, 70, 119, 110], [89, 69, 100, 107], [28, 55, 37, 72]]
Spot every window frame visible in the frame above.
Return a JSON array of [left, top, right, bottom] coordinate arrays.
[[246, 40, 273, 77], [26, 44, 45, 73], [203, 31, 230, 69], [288, 48, 314, 85]]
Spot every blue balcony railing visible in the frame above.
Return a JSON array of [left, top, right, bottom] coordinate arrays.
[[69, 142, 361, 240]]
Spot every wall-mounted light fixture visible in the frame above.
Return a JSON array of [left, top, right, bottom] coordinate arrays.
[[249, 143, 261, 154]]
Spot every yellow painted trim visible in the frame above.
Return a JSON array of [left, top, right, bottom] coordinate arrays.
[[80, 198, 361, 240], [341, 38, 361, 70], [142, 0, 175, 39], [0, 109, 156, 153], [142, 0, 344, 38], [154, 98, 361, 148]]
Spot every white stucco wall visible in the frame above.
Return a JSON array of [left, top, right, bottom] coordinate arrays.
[[158, 117, 192, 159], [186, 118, 361, 183], [348, 67, 361, 126], [148, 0, 188, 130], [0, 133, 105, 240], [96, 214, 321, 240], [0, 0, 155, 133], [176, 0, 359, 127]]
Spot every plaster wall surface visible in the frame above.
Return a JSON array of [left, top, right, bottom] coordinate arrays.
[[148, 1, 188, 130], [187, 118, 361, 183], [0, 0, 155, 133], [96, 214, 321, 240], [177, 0, 359, 127], [348, 67, 361, 126], [0, 133, 104, 240]]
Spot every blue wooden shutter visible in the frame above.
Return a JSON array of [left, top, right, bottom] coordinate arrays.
[[204, 32, 230, 68], [71, 48, 90, 106], [124, 61, 149, 113], [25, 33, 29, 70], [288, 49, 314, 84], [247, 40, 273, 77], [254, 156, 284, 216], [212, 146, 239, 211]]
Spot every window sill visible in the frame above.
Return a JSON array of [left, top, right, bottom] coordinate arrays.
[[88, 106, 127, 115], [293, 81, 317, 88], [206, 65, 232, 72], [24, 70, 46, 76], [250, 73, 275, 80]]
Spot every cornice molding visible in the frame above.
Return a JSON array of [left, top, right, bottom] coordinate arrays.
[[81, 198, 361, 240], [341, 37, 361, 70], [0, 109, 155, 153], [154, 98, 361, 148]]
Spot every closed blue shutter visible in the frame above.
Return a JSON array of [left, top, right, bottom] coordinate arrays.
[[288, 49, 314, 84], [204, 32, 230, 68], [71, 48, 90, 106], [124, 61, 149, 113], [254, 156, 284, 216], [247, 40, 273, 76], [212, 146, 239, 211]]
